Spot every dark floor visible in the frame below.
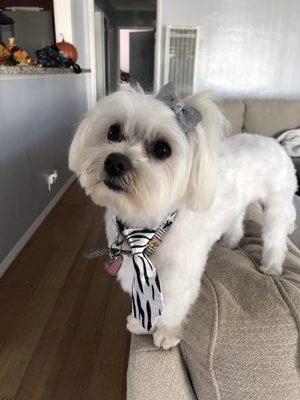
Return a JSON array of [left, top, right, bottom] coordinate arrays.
[[0, 181, 131, 400]]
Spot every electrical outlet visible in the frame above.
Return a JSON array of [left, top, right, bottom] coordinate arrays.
[[47, 170, 58, 191]]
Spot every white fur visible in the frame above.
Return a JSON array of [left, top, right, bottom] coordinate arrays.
[[69, 86, 297, 349]]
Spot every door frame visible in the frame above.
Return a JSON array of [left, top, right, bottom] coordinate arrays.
[[154, 0, 162, 93], [94, 6, 106, 99], [103, 15, 111, 94], [88, 0, 97, 109]]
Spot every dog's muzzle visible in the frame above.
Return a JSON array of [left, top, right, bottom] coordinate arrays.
[[104, 152, 132, 191]]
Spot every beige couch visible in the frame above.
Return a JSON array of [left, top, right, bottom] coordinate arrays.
[[127, 99, 300, 400]]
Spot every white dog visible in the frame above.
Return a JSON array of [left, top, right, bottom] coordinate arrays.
[[69, 83, 297, 350]]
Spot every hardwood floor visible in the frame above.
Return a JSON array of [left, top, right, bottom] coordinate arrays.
[[0, 181, 131, 400]]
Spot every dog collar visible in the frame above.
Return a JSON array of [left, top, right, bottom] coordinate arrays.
[[116, 210, 176, 257], [84, 211, 176, 261]]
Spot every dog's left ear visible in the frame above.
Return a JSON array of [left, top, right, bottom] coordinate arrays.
[[184, 92, 229, 212]]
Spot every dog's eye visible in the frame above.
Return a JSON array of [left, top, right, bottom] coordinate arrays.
[[108, 124, 123, 142], [152, 140, 172, 160]]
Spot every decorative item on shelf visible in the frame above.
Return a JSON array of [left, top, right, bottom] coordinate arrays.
[[0, 38, 34, 66], [0, 11, 15, 44], [56, 34, 78, 63], [36, 44, 81, 74]]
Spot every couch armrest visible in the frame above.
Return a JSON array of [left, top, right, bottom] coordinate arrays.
[[127, 334, 196, 400]]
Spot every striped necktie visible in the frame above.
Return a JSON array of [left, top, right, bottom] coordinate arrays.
[[118, 212, 176, 331]]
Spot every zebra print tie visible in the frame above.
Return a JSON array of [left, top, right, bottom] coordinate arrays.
[[118, 212, 176, 331]]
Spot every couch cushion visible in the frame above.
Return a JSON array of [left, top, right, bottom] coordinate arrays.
[[244, 99, 300, 137], [180, 210, 300, 400], [218, 100, 245, 135]]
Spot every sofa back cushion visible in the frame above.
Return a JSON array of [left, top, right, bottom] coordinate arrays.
[[218, 100, 245, 135], [244, 99, 300, 137]]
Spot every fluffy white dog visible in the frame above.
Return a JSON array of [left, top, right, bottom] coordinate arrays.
[[69, 84, 297, 350]]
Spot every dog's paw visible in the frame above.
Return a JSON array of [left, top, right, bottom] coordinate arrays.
[[153, 326, 181, 350], [126, 314, 148, 335], [259, 264, 282, 277]]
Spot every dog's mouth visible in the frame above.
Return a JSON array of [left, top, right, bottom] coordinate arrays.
[[104, 179, 125, 192]]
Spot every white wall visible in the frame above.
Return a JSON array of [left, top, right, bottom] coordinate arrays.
[[0, 73, 89, 277], [72, 0, 96, 109], [72, 0, 93, 69], [54, 0, 93, 71], [159, 0, 300, 99], [53, 0, 73, 43], [54, 0, 96, 109]]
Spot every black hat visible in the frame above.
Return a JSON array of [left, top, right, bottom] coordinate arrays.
[[0, 11, 15, 25]]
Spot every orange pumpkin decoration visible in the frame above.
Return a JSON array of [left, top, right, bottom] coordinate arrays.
[[56, 37, 78, 62]]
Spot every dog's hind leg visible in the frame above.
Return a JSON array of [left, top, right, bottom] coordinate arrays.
[[223, 212, 244, 249], [260, 194, 296, 276]]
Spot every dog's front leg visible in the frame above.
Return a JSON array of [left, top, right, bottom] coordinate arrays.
[[152, 250, 208, 350]]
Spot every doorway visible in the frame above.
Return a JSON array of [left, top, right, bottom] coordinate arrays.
[[119, 28, 155, 92], [93, 0, 157, 96]]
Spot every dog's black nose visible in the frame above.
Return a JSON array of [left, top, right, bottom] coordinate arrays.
[[104, 152, 131, 177]]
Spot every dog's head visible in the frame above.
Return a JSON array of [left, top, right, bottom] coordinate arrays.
[[69, 85, 227, 221]]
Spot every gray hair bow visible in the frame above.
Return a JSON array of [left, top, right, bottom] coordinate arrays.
[[156, 82, 202, 133]]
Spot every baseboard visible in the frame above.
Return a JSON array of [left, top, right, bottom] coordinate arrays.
[[0, 175, 76, 279]]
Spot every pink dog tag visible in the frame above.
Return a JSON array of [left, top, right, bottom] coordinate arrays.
[[105, 255, 123, 277]]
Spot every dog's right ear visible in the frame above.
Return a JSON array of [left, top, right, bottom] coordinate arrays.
[[184, 92, 229, 211]]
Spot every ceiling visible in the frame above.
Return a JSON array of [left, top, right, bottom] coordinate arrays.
[[108, 0, 156, 11]]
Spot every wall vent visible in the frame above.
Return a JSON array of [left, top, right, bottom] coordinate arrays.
[[164, 26, 200, 97]]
